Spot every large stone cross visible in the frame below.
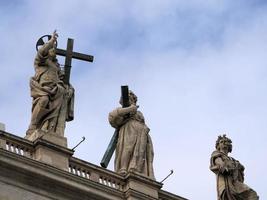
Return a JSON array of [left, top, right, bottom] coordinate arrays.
[[56, 38, 94, 84]]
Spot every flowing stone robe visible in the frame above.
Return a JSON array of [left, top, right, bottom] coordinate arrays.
[[27, 42, 74, 137], [210, 150, 259, 200], [109, 108, 155, 179]]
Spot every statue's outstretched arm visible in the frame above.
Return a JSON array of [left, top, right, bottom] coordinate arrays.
[[38, 30, 58, 56], [213, 157, 229, 174]]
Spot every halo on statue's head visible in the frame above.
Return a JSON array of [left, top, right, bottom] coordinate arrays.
[[36, 35, 58, 51]]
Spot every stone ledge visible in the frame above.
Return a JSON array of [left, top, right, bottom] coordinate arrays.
[[125, 172, 162, 188], [25, 130, 68, 147], [124, 172, 162, 199], [33, 138, 74, 156], [0, 130, 34, 147], [158, 190, 188, 200], [0, 149, 124, 200], [0, 131, 187, 200], [125, 188, 159, 200], [70, 156, 125, 180]]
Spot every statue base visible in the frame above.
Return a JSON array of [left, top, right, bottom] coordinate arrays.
[[25, 130, 67, 148], [125, 172, 162, 200], [25, 130, 73, 171]]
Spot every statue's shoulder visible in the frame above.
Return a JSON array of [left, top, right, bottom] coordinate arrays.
[[211, 150, 231, 163], [136, 110, 144, 116], [211, 150, 223, 158], [135, 110, 145, 122]]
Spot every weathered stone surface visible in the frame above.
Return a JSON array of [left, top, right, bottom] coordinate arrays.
[[0, 181, 51, 200], [0, 131, 187, 200], [109, 90, 155, 179], [26, 31, 74, 138], [34, 142, 72, 171], [210, 134, 259, 200], [125, 172, 162, 199], [0, 149, 123, 200], [26, 129, 67, 147]]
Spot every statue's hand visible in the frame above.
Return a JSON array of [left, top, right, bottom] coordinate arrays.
[[52, 30, 58, 42], [117, 105, 139, 116], [219, 166, 229, 174], [129, 104, 139, 115]]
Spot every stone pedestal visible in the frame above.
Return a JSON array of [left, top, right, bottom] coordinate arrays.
[[124, 172, 162, 200], [25, 130, 73, 171], [33, 139, 73, 171], [25, 130, 67, 147]]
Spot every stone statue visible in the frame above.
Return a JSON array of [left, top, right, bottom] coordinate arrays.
[[108, 90, 155, 179], [210, 134, 259, 200], [26, 31, 74, 137]]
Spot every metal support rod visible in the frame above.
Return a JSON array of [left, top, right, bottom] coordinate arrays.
[[72, 136, 86, 151], [160, 169, 174, 183]]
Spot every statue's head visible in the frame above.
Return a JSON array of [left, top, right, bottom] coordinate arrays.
[[215, 134, 232, 153], [129, 90, 137, 105]]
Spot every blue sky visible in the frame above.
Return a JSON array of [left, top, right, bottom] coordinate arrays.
[[0, 0, 267, 199]]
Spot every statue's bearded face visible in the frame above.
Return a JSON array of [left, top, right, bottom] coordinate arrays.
[[218, 139, 232, 153], [129, 92, 137, 105], [129, 96, 137, 105]]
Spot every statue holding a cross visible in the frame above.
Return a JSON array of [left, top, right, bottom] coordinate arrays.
[[104, 86, 155, 179], [26, 30, 93, 138]]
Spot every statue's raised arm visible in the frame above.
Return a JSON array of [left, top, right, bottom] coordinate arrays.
[[38, 30, 58, 57]]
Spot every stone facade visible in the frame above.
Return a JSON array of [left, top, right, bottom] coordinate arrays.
[[0, 130, 187, 200]]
